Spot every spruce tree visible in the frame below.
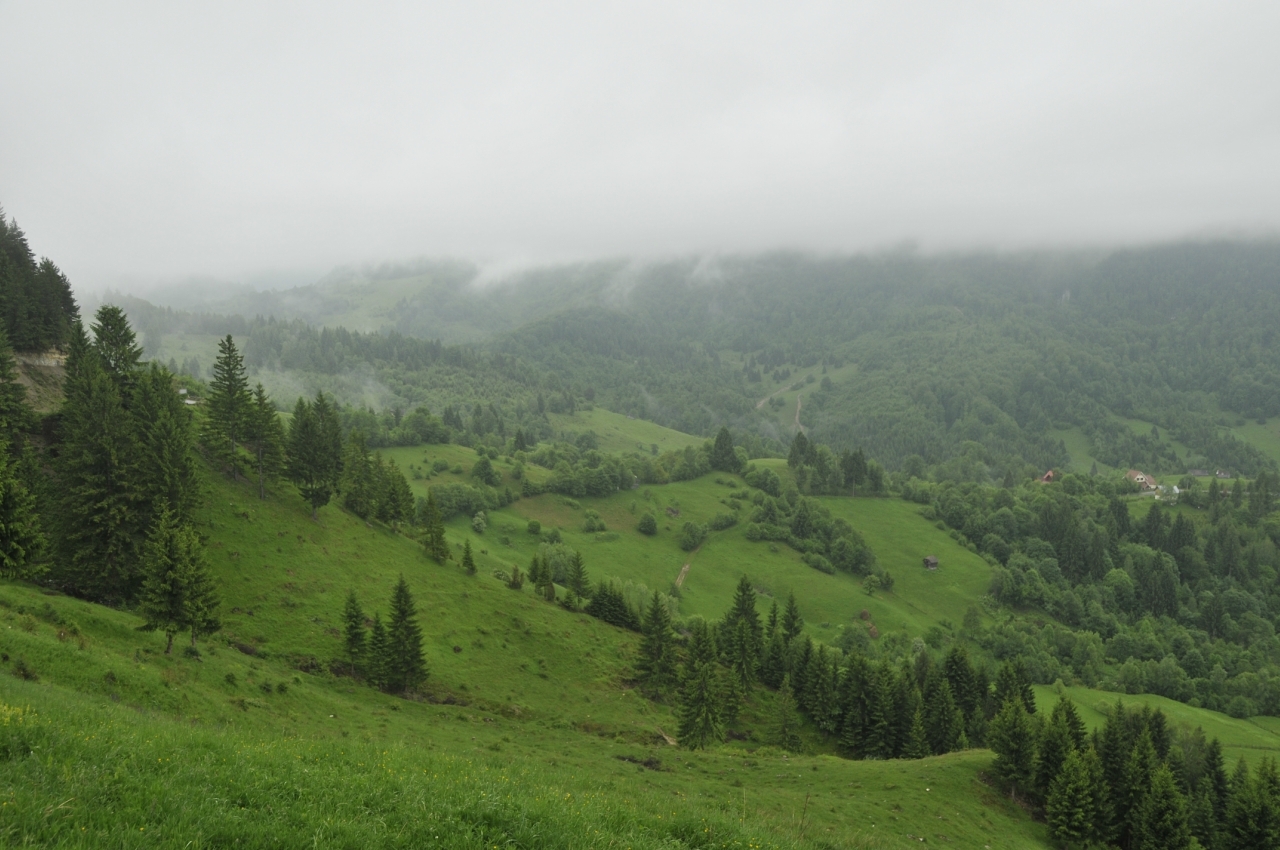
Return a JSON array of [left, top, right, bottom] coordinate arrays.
[[1134, 765, 1191, 850], [566, 551, 591, 598], [677, 661, 723, 750], [1036, 699, 1078, 802], [989, 697, 1037, 801], [1047, 749, 1096, 847], [342, 590, 366, 675], [385, 575, 427, 694], [202, 335, 252, 479], [134, 364, 201, 527], [709, 426, 740, 472], [367, 614, 389, 690], [286, 396, 342, 518], [245, 384, 285, 500], [761, 628, 787, 689], [772, 674, 802, 752], [340, 430, 373, 518], [90, 305, 143, 399], [905, 706, 930, 759], [1123, 729, 1160, 848], [993, 660, 1036, 714], [722, 574, 762, 668], [0, 329, 31, 446], [730, 618, 758, 691], [136, 508, 218, 654], [637, 592, 676, 691], [781, 591, 804, 643], [462, 539, 477, 575], [507, 562, 524, 590], [55, 322, 144, 602], [0, 436, 45, 580], [923, 676, 964, 755], [422, 490, 449, 562]]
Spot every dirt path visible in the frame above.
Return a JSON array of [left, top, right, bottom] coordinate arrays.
[[675, 562, 691, 588], [754, 386, 789, 410], [794, 396, 806, 435]]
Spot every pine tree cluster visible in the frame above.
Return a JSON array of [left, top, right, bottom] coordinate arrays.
[[0, 211, 78, 352], [340, 578, 427, 695]]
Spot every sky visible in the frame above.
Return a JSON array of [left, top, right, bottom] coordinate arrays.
[[2, 1, 1279, 293]]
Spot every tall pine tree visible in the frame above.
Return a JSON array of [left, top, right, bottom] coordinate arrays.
[[384, 575, 427, 694], [202, 335, 252, 479]]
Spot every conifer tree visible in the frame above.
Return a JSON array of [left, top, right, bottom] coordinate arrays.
[[342, 590, 366, 675], [202, 335, 252, 479], [781, 591, 804, 643], [716, 666, 743, 728], [772, 674, 802, 752], [0, 329, 31, 447], [286, 395, 342, 518], [686, 618, 718, 667], [90, 305, 143, 399], [1047, 748, 1096, 847], [1123, 729, 1160, 847], [340, 430, 374, 518], [55, 322, 144, 602], [709, 426, 740, 472], [422, 490, 449, 562], [507, 562, 524, 590], [1036, 699, 1079, 801], [989, 697, 1037, 801], [1134, 765, 1191, 850], [730, 618, 758, 691], [924, 676, 965, 755], [861, 664, 895, 759], [677, 661, 723, 750], [0, 436, 45, 580], [566, 551, 591, 599], [637, 592, 676, 691], [134, 364, 201, 527], [722, 574, 762, 667], [905, 706, 930, 759], [384, 575, 427, 694], [761, 628, 787, 689], [375, 455, 414, 526], [136, 508, 219, 654], [245, 384, 285, 500], [993, 660, 1037, 714], [367, 613, 389, 690], [462, 538, 477, 575]]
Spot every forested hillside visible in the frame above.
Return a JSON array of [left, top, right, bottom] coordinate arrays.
[[133, 241, 1280, 482]]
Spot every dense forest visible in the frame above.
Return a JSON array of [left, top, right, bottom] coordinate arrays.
[[0, 210, 78, 351], [123, 242, 1280, 483]]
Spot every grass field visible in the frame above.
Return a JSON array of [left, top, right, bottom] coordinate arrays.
[[545, 407, 704, 455], [1, 466, 1054, 848]]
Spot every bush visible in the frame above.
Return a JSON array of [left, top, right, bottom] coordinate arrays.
[[802, 553, 834, 574], [472, 511, 488, 534], [582, 510, 607, 533], [678, 522, 708, 552], [708, 513, 738, 531], [526, 520, 541, 535], [637, 513, 657, 536]]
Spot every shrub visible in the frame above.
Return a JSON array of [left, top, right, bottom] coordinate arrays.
[[471, 511, 488, 534], [708, 513, 738, 531], [678, 522, 708, 552], [526, 520, 541, 535], [637, 513, 657, 536], [802, 553, 834, 574], [582, 510, 607, 533]]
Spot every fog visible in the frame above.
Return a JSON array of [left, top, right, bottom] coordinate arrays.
[[2, 1, 1279, 294]]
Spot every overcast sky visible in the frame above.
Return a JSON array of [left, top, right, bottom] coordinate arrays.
[[2, 1, 1279, 292]]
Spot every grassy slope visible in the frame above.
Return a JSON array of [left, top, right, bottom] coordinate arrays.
[[385, 448, 994, 639], [0, 468, 1049, 849], [545, 407, 704, 455]]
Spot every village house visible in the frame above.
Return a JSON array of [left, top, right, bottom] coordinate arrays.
[[1126, 469, 1159, 491], [923, 555, 939, 571]]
